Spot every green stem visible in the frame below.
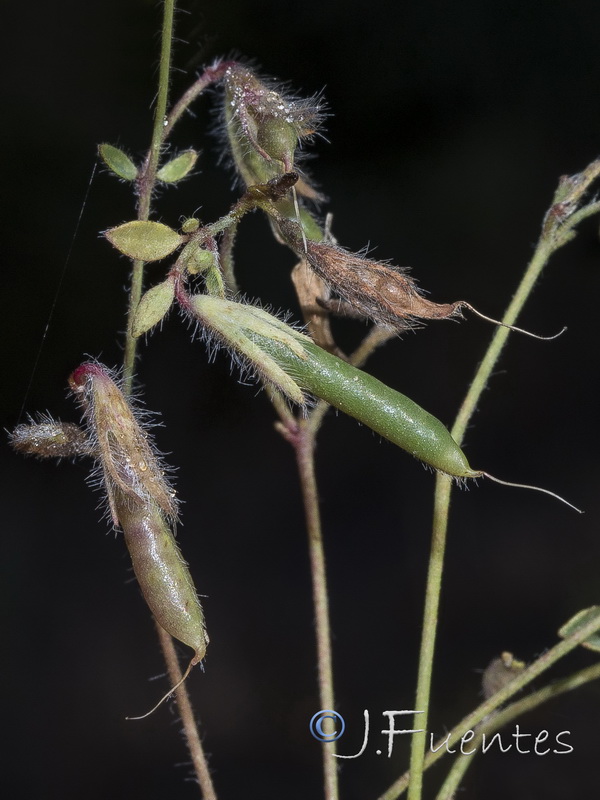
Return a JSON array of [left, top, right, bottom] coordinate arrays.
[[407, 231, 558, 800], [435, 661, 600, 799], [451, 238, 552, 446], [380, 608, 600, 799], [406, 474, 452, 800], [123, 0, 176, 396], [406, 181, 600, 800]]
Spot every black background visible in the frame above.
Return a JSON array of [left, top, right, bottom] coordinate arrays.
[[3, 1, 600, 798]]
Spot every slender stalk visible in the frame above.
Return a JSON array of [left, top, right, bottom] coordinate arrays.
[[405, 170, 600, 800], [380, 608, 600, 800], [156, 624, 218, 800], [273, 331, 394, 800], [121, 5, 215, 797], [123, 0, 176, 396], [162, 60, 234, 140], [406, 474, 452, 800], [407, 232, 563, 800], [451, 239, 552, 446], [295, 421, 339, 800], [435, 661, 600, 800]]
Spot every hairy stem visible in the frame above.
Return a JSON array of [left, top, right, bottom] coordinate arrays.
[[380, 608, 600, 799], [405, 172, 600, 800], [156, 624, 218, 800], [273, 328, 393, 800], [121, 4, 214, 796], [162, 60, 234, 140], [295, 422, 339, 800], [407, 228, 561, 800], [123, 0, 176, 395]]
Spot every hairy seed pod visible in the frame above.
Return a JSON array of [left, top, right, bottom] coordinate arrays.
[[187, 295, 581, 509], [68, 361, 207, 663], [9, 418, 92, 459], [189, 294, 473, 475], [115, 494, 207, 665], [69, 361, 178, 525], [277, 216, 463, 330]]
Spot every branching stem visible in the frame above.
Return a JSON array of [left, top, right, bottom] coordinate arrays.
[[380, 609, 600, 800], [405, 176, 600, 800]]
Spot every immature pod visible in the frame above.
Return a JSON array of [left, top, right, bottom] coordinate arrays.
[[68, 361, 208, 665], [115, 494, 207, 665], [222, 63, 323, 194], [189, 296, 581, 510], [189, 295, 474, 477], [255, 334, 476, 478]]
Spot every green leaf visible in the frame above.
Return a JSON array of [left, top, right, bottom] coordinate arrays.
[[132, 278, 175, 337], [105, 220, 183, 262], [98, 143, 138, 181], [559, 607, 600, 652], [157, 150, 198, 183]]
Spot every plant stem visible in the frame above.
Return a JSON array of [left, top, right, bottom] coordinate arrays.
[[435, 661, 600, 800], [162, 60, 234, 140], [274, 331, 393, 800], [295, 421, 339, 800], [450, 239, 552, 446], [405, 173, 600, 800], [156, 624, 218, 800], [380, 607, 600, 799], [406, 227, 560, 800], [121, 5, 215, 797], [406, 473, 452, 800], [123, 0, 176, 396]]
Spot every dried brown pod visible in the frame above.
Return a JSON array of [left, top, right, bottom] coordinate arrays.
[[290, 256, 346, 358], [276, 217, 461, 329], [276, 216, 562, 339]]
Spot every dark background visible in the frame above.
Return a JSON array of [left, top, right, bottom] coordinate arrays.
[[3, 0, 600, 797]]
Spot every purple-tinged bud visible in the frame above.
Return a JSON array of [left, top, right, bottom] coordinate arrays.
[[223, 64, 323, 194]]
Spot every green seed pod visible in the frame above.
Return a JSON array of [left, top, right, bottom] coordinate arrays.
[[69, 361, 208, 663], [189, 295, 474, 477], [253, 333, 477, 478], [116, 495, 207, 665]]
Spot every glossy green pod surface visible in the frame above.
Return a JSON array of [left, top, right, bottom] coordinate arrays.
[[252, 335, 478, 479]]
